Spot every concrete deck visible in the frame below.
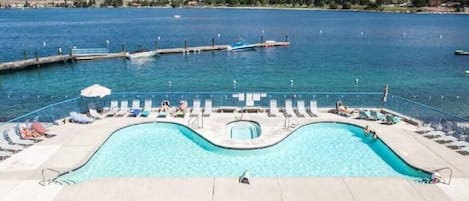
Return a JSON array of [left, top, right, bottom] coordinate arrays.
[[0, 109, 468, 201]]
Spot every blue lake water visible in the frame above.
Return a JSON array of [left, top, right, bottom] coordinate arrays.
[[58, 122, 430, 183], [0, 8, 468, 119]]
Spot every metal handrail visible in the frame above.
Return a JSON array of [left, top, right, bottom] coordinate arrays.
[[39, 168, 61, 186], [432, 167, 453, 185]]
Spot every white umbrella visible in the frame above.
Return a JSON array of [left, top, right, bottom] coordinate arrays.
[[80, 84, 111, 98]]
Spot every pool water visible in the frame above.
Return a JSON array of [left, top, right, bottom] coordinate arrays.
[[226, 121, 261, 140], [58, 122, 430, 183]]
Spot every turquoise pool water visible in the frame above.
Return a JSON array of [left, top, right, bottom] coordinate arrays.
[[58, 122, 430, 183], [227, 121, 261, 140]]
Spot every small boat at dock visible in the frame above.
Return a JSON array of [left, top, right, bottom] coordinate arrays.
[[127, 50, 159, 59], [455, 50, 469, 55], [227, 40, 256, 51]]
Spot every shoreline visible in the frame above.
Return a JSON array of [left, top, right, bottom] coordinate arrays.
[[1, 5, 468, 15]]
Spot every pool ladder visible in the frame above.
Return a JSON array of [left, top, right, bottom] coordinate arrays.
[[188, 114, 203, 129], [432, 167, 453, 185], [284, 116, 298, 130], [39, 168, 61, 186]]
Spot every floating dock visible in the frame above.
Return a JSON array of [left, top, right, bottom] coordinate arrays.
[[0, 55, 73, 71], [0, 41, 289, 72]]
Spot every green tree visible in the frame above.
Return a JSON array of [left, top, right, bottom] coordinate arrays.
[[342, 1, 351, 9], [411, 0, 427, 7], [329, 2, 338, 8]]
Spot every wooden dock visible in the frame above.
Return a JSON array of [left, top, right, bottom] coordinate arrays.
[[0, 41, 289, 72], [0, 55, 73, 71]]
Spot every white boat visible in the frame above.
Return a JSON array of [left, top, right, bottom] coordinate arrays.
[[227, 40, 256, 51], [127, 50, 159, 60], [174, 15, 181, 19]]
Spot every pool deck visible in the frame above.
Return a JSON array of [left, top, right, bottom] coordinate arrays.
[[0, 110, 468, 201]]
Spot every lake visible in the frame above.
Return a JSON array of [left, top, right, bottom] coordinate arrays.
[[0, 8, 468, 119]]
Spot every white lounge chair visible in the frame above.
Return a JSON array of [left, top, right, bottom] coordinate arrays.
[[0, 150, 12, 160], [203, 99, 212, 117], [4, 129, 34, 146], [296, 100, 307, 117], [89, 108, 104, 119], [447, 137, 469, 149], [308, 100, 319, 117], [269, 99, 281, 117], [130, 99, 141, 117], [141, 99, 152, 117], [116, 100, 129, 117], [423, 130, 445, 139], [284, 99, 294, 117], [0, 136, 23, 153], [191, 99, 201, 117], [106, 100, 119, 117], [457, 146, 469, 155]]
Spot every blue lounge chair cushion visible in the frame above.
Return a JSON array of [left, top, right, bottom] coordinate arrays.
[[141, 110, 149, 117], [130, 109, 141, 117]]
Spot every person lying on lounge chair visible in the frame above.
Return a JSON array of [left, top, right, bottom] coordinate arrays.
[[161, 101, 170, 113], [337, 101, 354, 115], [174, 101, 187, 117], [20, 127, 41, 139]]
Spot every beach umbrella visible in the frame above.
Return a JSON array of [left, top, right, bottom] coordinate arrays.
[[80, 84, 111, 98], [382, 84, 389, 105]]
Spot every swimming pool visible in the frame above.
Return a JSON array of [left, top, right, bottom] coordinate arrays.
[[226, 120, 261, 140], [58, 122, 430, 183]]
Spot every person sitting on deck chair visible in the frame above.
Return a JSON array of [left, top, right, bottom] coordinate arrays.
[[336, 101, 354, 115], [161, 101, 170, 113], [174, 101, 187, 117]]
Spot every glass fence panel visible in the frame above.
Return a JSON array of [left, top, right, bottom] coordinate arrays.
[[1, 92, 467, 133]]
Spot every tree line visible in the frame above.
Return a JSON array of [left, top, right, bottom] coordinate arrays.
[[10, 0, 467, 9]]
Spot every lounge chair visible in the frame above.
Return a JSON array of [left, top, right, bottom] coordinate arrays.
[[116, 100, 129, 117], [129, 99, 141, 117], [203, 99, 212, 117], [158, 100, 170, 118], [191, 99, 201, 117], [16, 124, 42, 142], [268, 99, 281, 117], [284, 99, 294, 117], [423, 130, 445, 139], [336, 101, 352, 117], [447, 137, 469, 149], [435, 133, 466, 144], [308, 100, 319, 117], [385, 114, 401, 124], [370, 110, 386, 121], [456, 146, 469, 155], [141, 99, 152, 117], [4, 128, 34, 146], [70, 112, 94, 124], [89, 108, 104, 119], [358, 110, 371, 120], [175, 100, 188, 118], [105, 100, 119, 117], [0, 136, 23, 153], [296, 100, 307, 117], [30, 122, 56, 138], [0, 150, 12, 160]]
